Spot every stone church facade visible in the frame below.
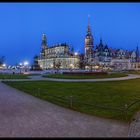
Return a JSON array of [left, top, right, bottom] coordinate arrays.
[[37, 34, 80, 70]]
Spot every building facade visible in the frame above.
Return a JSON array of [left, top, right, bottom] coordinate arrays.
[[34, 19, 140, 71], [83, 19, 140, 71], [37, 34, 80, 70]]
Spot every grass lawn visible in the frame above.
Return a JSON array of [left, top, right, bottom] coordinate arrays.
[[126, 70, 140, 75], [43, 73, 128, 79], [0, 74, 30, 79], [3, 78, 140, 122]]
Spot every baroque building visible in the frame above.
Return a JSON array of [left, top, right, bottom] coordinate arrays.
[[37, 34, 80, 70]]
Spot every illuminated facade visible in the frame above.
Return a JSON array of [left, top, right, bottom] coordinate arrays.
[[84, 17, 94, 59], [37, 34, 80, 70], [35, 18, 140, 71], [83, 18, 140, 71]]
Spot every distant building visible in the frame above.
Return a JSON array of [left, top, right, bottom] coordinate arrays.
[[31, 55, 42, 71], [36, 34, 80, 70], [83, 17, 140, 71], [84, 17, 94, 59], [33, 18, 140, 71]]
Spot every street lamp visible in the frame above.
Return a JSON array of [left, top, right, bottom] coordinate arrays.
[[2, 63, 6, 67], [2, 63, 6, 70], [23, 61, 29, 72], [19, 62, 23, 74], [24, 61, 29, 66], [74, 52, 78, 55]]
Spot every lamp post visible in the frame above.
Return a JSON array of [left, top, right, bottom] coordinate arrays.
[[2, 63, 6, 70], [19, 63, 22, 74], [23, 61, 29, 72]]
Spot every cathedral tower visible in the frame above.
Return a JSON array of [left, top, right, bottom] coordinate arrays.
[[84, 15, 94, 59], [41, 33, 47, 50], [136, 44, 139, 62], [41, 33, 47, 59]]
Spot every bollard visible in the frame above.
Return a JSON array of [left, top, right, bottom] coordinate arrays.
[[124, 104, 128, 121], [38, 88, 40, 96], [34, 89, 36, 96], [70, 96, 73, 108]]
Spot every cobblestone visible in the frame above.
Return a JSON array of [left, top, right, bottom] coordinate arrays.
[[128, 112, 140, 137]]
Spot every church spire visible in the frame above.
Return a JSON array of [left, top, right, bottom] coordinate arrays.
[[42, 34, 47, 46], [41, 33, 47, 50], [100, 36, 103, 45], [87, 14, 91, 35], [40, 33, 47, 59], [85, 15, 94, 59], [88, 14, 90, 26], [136, 43, 139, 62], [137, 43, 139, 49]]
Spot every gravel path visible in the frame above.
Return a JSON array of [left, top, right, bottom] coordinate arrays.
[[0, 82, 128, 137]]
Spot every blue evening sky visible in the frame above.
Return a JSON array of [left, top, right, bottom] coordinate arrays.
[[0, 3, 140, 65]]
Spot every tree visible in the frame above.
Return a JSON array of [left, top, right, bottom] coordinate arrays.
[[31, 55, 41, 71], [71, 47, 74, 54], [79, 59, 86, 69], [0, 56, 5, 66], [33, 55, 39, 64]]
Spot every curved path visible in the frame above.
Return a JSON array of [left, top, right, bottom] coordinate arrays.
[[41, 74, 140, 82], [2, 74, 140, 82], [0, 82, 128, 137]]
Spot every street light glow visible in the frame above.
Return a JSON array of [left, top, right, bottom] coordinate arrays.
[[74, 52, 78, 55], [19, 63, 22, 66], [2, 63, 6, 67], [24, 61, 29, 66]]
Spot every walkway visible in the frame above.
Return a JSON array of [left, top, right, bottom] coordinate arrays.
[[128, 111, 140, 137], [42, 74, 140, 82], [2, 74, 140, 82], [0, 82, 128, 137]]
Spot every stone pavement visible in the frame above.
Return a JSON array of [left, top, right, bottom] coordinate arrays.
[[0, 82, 128, 137], [128, 111, 140, 137]]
